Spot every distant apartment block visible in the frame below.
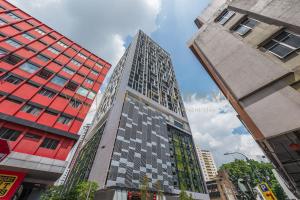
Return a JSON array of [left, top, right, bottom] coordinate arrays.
[[196, 147, 218, 182], [0, 1, 110, 199], [189, 0, 300, 197]]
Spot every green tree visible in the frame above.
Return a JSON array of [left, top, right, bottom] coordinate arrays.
[[179, 190, 193, 200], [141, 175, 149, 200], [41, 181, 98, 200], [220, 159, 287, 200]]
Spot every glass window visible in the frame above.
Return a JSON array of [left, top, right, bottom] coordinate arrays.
[[62, 67, 75, 75], [24, 133, 41, 140], [2, 54, 22, 65], [57, 116, 72, 125], [76, 87, 89, 97], [47, 47, 60, 55], [5, 39, 22, 48], [87, 91, 96, 99], [7, 12, 21, 20], [0, 19, 7, 25], [91, 69, 99, 76], [65, 81, 78, 91], [78, 53, 87, 59], [21, 104, 41, 116], [263, 31, 300, 58], [85, 78, 94, 85], [216, 9, 235, 25], [38, 88, 56, 98], [234, 18, 258, 36], [19, 62, 39, 73], [69, 99, 81, 108], [51, 75, 67, 86], [0, 127, 21, 141], [36, 54, 50, 62], [71, 59, 81, 66], [95, 63, 103, 68], [36, 68, 53, 80], [35, 28, 46, 35], [57, 41, 68, 48], [40, 138, 59, 149], [22, 33, 35, 41], [2, 74, 22, 85]]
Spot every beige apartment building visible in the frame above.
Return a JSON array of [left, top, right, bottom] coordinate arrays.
[[189, 0, 300, 198], [196, 147, 218, 182]]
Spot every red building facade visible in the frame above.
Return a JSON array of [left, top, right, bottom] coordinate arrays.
[[0, 1, 110, 199]]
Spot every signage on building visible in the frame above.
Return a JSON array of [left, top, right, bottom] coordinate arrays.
[[258, 182, 277, 200], [0, 139, 10, 162], [0, 170, 25, 200]]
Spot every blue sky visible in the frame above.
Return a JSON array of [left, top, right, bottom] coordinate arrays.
[[10, 0, 264, 166]]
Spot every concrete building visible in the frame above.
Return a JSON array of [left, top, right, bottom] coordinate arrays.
[[206, 169, 238, 200], [0, 1, 110, 199], [196, 147, 218, 182], [65, 30, 209, 200], [189, 0, 300, 197]]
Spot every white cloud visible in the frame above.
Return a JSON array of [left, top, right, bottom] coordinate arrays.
[[8, 0, 162, 65], [184, 93, 265, 167]]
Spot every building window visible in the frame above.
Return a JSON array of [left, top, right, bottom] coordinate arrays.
[[21, 104, 42, 116], [85, 78, 94, 85], [91, 69, 99, 76], [7, 12, 21, 20], [0, 127, 21, 141], [36, 54, 50, 62], [5, 39, 22, 48], [51, 75, 67, 86], [22, 33, 35, 41], [87, 91, 96, 99], [40, 138, 59, 150], [69, 99, 81, 108], [234, 18, 257, 36], [71, 59, 81, 67], [0, 19, 7, 25], [78, 53, 87, 60], [95, 63, 103, 68], [19, 62, 39, 73], [57, 116, 72, 125], [62, 67, 75, 75], [47, 47, 60, 55], [38, 88, 56, 98], [57, 41, 68, 48], [215, 9, 235, 25], [36, 68, 53, 80], [65, 81, 78, 91], [2, 74, 23, 85], [76, 87, 89, 97], [35, 28, 46, 35], [1, 54, 22, 65], [24, 133, 41, 140], [263, 31, 300, 58]]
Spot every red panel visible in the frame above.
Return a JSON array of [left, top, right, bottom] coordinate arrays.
[[13, 133, 41, 154], [77, 104, 90, 119], [0, 25, 19, 36], [82, 82, 93, 90], [31, 75, 48, 85], [37, 112, 58, 127], [72, 74, 84, 84], [92, 82, 101, 92], [56, 54, 70, 64], [64, 104, 79, 116], [102, 67, 109, 75], [29, 41, 47, 52], [47, 62, 62, 73], [69, 120, 82, 134], [35, 146, 57, 158], [46, 82, 64, 91], [15, 110, 40, 122], [49, 95, 68, 111], [0, 81, 20, 94], [15, 48, 36, 59], [64, 48, 76, 57], [53, 121, 71, 132], [0, 61, 15, 71], [13, 83, 39, 100], [97, 74, 105, 83], [11, 68, 32, 79], [0, 100, 22, 115], [79, 66, 89, 75], [55, 139, 73, 160]]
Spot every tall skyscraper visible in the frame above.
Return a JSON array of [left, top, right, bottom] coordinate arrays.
[[0, 1, 110, 199], [189, 0, 300, 197], [66, 31, 208, 199], [196, 147, 218, 182]]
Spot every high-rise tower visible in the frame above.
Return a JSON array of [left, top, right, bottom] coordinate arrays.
[[66, 31, 208, 199]]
